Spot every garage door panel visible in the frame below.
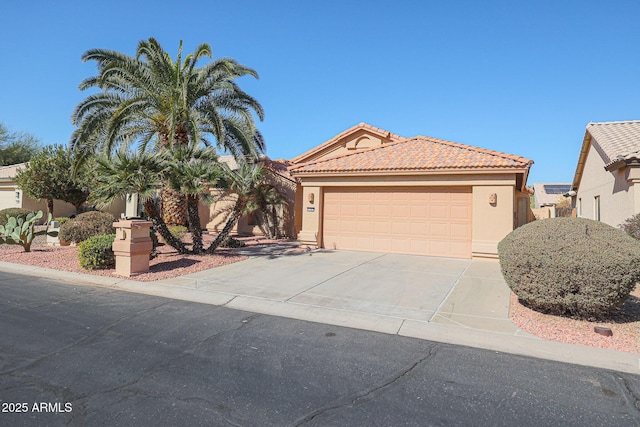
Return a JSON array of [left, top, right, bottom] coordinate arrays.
[[374, 205, 390, 216], [430, 205, 448, 220], [323, 187, 471, 258], [451, 205, 471, 220], [410, 205, 428, 217], [391, 205, 409, 218]]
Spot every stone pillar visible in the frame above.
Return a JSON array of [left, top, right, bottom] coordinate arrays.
[[112, 220, 153, 277]]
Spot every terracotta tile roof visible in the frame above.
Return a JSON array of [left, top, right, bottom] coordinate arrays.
[[289, 136, 532, 175], [586, 120, 640, 165], [290, 122, 404, 163]]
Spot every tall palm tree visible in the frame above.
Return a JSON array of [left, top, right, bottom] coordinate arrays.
[[71, 37, 265, 226]]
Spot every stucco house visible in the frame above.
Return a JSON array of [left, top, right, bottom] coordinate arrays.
[[0, 163, 125, 218], [569, 120, 640, 227], [531, 182, 572, 219], [206, 155, 297, 238], [289, 123, 533, 259]]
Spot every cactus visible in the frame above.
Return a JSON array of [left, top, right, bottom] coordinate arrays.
[[0, 210, 58, 252]]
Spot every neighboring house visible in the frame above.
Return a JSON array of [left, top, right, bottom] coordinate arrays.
[[289, 123, 534, 259], [531, 183, 572, 219], [569, 120, 640, 227], [0, 162, 125, 219], [206, 155, 297, 238]]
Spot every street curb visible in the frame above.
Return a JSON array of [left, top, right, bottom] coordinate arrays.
[[1, 260, 639, 375]]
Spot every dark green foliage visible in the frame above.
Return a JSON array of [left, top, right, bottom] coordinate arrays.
[[78, 234, 115, 270], [0, 122, 40, 166], [619, 213, 640, 240], [15, 145, 92, 215], [168, 225, 188, 240], [220, 237, 246, 248], [59, 211, 115, 244], [498, 217, 640, 318], [0, 208, 32, 226]]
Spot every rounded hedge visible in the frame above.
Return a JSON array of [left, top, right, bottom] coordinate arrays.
[[0, 208, 33, 226], [498, 217, 640, 318], [78, 234, 116, 270], [59, 211, 115, 244]]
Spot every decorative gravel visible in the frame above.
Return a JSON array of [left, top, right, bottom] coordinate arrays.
[[0, 244, 247, 282], [509, 288, 640, 354]]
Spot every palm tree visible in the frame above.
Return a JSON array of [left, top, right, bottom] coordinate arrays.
[[71, 37, 265, 226], [163, 143, 221, 253], [89, 149, 190, 254], [205, 161, 266, 254]]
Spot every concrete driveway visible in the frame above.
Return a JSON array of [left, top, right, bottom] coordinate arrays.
[[176, 248, 512, 329]]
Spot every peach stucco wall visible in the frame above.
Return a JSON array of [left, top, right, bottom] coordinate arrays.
[[471, 185, 514, 258], [295, 174, 520, 258], [576, 143, 636, 227]]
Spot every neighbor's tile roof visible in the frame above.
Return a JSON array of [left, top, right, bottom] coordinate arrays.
[[289, 136, 532, 174], [587, 120, 640, 164]]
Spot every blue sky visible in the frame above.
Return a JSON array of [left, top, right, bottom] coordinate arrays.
[[1, 1, 638, 184]]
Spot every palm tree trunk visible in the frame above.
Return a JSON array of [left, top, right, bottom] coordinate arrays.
[[270, 204, 279, 239], [160, 186, 188, 226], [187, 194, 203, 254], [143, 199, 190, 254], [205, 201, 243, 254]]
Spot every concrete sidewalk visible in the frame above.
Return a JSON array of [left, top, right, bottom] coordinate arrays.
[[1, 245, 638, 375]]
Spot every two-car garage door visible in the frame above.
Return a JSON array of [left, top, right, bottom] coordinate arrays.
[[322, 187, 472, 258]]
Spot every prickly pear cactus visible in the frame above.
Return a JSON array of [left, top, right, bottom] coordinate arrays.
[[0, 210, 58, 252]]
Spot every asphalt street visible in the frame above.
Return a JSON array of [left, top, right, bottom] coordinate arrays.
[[1, 272, 639, 426]]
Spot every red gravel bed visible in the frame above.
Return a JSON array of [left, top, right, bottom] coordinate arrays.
[[509, 288, 640, 354], [0, 244, 247, 282]]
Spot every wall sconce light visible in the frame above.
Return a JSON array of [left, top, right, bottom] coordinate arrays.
[[489, 193, 497, 205], [308, 193, 315, 204]]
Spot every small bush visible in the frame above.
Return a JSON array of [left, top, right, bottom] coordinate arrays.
[[53, 217, 71, 227], [619, 213, 640, 240], [220, 237, 246, 248], [168, 225, 188, 240], [59, 211, 116, 243], [499, 217, 640, 318], [0, 208, 32, 226], [78, 234, 116, 270]]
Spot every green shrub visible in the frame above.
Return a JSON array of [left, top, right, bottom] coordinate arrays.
[[168, 225, 188, 240], [53, 217, 71, 227], [59, 211, 116, 243], [498, 217, 640, 318], [220, 237, 246, 248], [78, 234, 116, 270], [0, 208, 32, 226], [619, 213, 640, 240]]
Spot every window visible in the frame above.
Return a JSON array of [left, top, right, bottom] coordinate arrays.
[[578, 198, 582, 217], [594, 196, 600, 221]]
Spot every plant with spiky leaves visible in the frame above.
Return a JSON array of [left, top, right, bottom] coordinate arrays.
[[71, 37, 265, 226]]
